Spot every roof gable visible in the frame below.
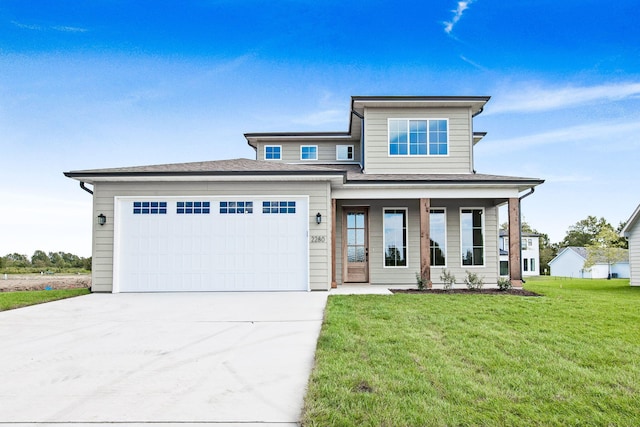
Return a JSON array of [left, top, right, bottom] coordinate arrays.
[[621, 203, 640, 237]]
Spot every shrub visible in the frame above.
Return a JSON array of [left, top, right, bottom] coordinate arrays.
[[415, 273, 431, 290], [439, 269, 456, 291], [464, 270, 484, 290], [497, 277, 512, 291]]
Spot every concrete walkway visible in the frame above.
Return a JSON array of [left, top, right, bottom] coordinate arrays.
[[0, 292, 328, 426]]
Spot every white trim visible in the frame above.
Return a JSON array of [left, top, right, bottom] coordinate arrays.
[[300, 145, 318, 161], [336, 144, 355, 161], [332, 187, 522, 199], [459, 207, 485, 268], [387, 118, 450, 157], [264, 145, 282, 160], [430, 207, 447, 268], [382, 207, 409, 269]]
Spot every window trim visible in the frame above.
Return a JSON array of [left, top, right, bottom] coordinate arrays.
[[382, 207, 409, 269], [459, 207, 485, 268], [387, 118, 449, 157], [430, 207, 447, 268], [264, 145, 282, 160], [336, 144, 354, 161], [300, 145, 318, 161]]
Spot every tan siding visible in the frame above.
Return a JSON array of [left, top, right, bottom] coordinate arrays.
[[334, 198, 499, 287], [256, 141, 361, 163], [363, 107, 473, 174], [91, 181, 332, 292]]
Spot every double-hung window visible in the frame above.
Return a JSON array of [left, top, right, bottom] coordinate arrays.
[[389, 119, 448, 156], [300, 145, 317, 160], [264, 145, 281, 160], [430, 208, 446, 266], [460, 208, 484, 266], [383, 208, 407, 267]]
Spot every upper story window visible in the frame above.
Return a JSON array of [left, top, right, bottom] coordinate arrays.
[[300, 145, 318, 160], [388, 119, 448, 156], [264, 145, 281, 160], [336, 145, 354, 161]]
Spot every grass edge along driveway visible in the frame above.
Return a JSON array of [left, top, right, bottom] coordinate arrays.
[[0, 288, 90, 311], [302, 277, 640, 426]]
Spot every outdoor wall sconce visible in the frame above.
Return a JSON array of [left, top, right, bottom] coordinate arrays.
[[316, 212, 322, 224], [98, 213, 107, 226]]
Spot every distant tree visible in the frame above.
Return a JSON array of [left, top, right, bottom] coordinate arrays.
[[5, 253, 30, 268], [31, 250, 51, 269], [561, 216, 614, 247], [584, 228, 628, 279]]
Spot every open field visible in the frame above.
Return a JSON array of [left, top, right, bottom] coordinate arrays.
[[302, 277, 640, 426], [0, 274, 91, 292]]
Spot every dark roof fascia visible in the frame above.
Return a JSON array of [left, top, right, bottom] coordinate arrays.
[[344, 177, 545, 185], [245, 131, 353, 149], [64, 170, 348, 179]]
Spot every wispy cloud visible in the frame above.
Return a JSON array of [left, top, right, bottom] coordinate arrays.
[[460, 55, 488, 71], [11, 20, 88, 33], [52, 25, 88, 33], [488, 119, 640, 152], [488, 82, 640, 114], [443, 1, 475, 35]]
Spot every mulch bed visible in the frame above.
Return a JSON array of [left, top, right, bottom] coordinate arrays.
[[391, 288, 542, 296]]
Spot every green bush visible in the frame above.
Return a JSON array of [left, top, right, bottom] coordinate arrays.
[[497, 277, 512, 291], [464, 270, 484, 290], [439, 269, 456, 291]]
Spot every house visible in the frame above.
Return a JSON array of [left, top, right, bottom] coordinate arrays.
[[620, 204, 640, 286], [549, 246, 630, 279], [499, 230, 540, 276], [64, 96, 544, 293]]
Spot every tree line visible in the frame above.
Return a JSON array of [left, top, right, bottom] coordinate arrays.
[[503, 215, 628, 275], [0, 251, 91, 273]]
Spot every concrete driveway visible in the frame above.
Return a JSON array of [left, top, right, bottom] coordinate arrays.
[[0, 292, 328, 426]]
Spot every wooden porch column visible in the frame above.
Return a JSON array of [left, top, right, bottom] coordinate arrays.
[[331, 199, 337, 288], [508, 197, 523, 288], [419, 198, 432, 288]]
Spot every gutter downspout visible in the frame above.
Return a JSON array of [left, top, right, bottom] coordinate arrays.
[[518, 187, 535, 283], [80, 182, 93, 195], [351, 110, 364, 171]]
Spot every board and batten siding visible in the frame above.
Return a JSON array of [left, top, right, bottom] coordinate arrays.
[[334, 199, 499, 286], [255, 141, 361, 163], [628, 224, 640, 286], [363, 107, 473, 174], [91, 180, 332, 292]]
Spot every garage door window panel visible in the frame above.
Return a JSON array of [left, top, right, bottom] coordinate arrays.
[[133, 201, 167, 214], [177, 201, 210, 214]]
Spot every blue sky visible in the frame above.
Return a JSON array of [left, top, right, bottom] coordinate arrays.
[[1, 0, 639, 257]]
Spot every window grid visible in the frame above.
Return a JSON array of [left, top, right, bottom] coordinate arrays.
[[176, 201, 210, 214], [220, 201, 254, 214], [389, 119, 448, 156], [262, 201, 296, 214], [133, 201, 167, 215], [264, 145, 281, 160], [300, 145, 318, 160]]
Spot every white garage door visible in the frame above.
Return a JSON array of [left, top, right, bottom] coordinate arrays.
[[113, 196, 309, 292]]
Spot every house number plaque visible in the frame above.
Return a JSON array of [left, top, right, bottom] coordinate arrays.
[[310, 235, 326, 243]]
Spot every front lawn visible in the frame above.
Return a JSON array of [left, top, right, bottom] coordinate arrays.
[[0, 288, 90, 311], [302, 277, 640, 426]]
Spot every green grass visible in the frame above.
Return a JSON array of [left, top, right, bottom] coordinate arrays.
[[0, 288, 90, 311], [302, 277, 640, 426]]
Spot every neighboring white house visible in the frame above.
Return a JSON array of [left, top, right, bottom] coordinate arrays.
[[64, 95, 544, 293], [499, 230, 540, 276], [549, 247, 630, 279], [620, 203, 640, 286]]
